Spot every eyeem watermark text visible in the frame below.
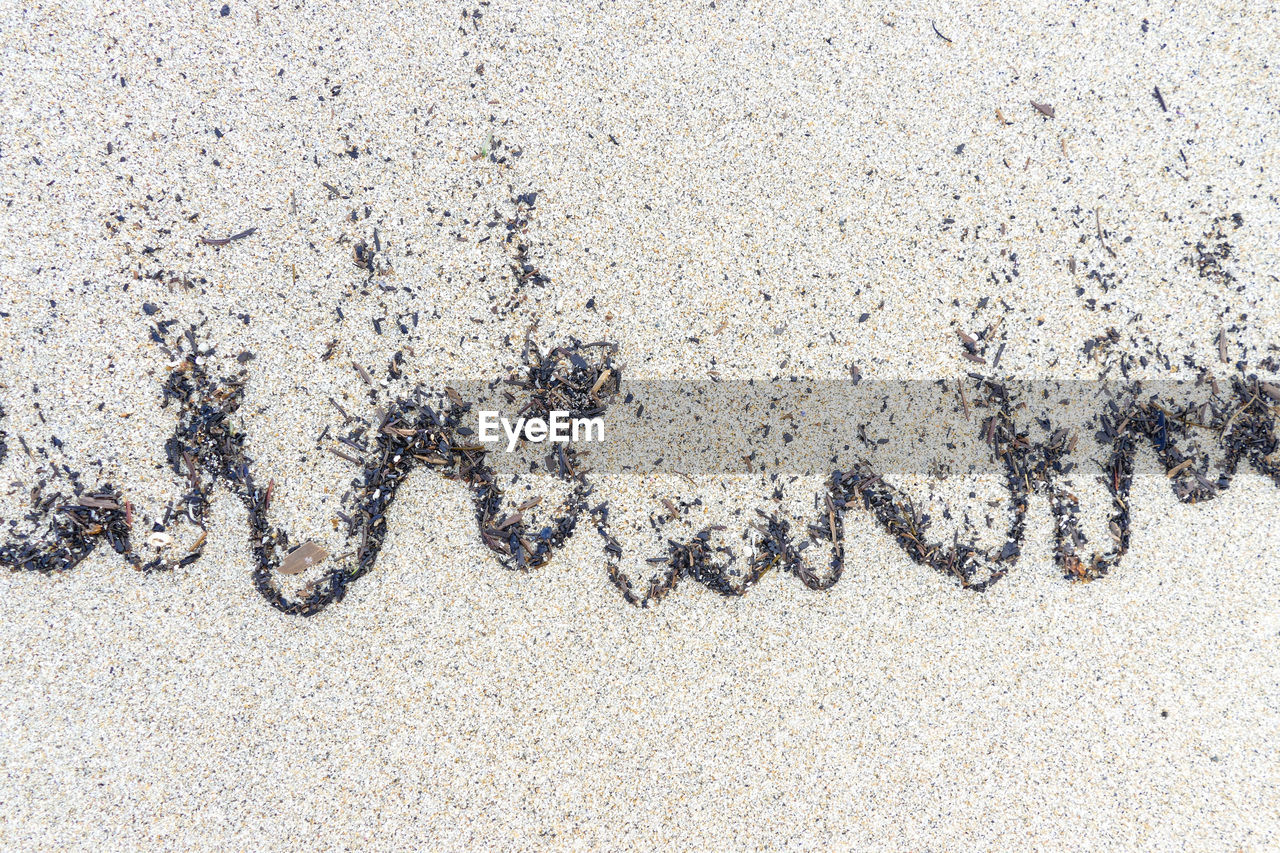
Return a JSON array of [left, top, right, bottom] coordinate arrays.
[[477, 411, 604, 452]]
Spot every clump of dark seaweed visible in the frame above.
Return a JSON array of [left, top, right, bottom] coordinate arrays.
[[1188, 213, 1243, 288], [1038, 401, 1134, 582], [761, 505, 845, 592], [475, 334, 620, 571], [595, 498, 846, 608], [592, 327, 1275, 601], [828, 376, 1029, 591], [0, 401, 138, 575], [0, 481, 133, 574]]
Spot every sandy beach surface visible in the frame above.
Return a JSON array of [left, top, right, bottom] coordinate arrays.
[[2, 1, 1278, 849]]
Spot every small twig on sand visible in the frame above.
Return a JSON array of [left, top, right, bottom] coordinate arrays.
[[1095, 209, 1116, 257]]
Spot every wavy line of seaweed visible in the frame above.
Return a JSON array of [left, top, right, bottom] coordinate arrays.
[[2, 332, 1278, 614]]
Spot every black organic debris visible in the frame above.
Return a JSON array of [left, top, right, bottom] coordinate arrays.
[[2, 330, 1278, 613]]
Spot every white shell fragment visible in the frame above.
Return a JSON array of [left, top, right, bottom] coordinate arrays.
[[146, 531, 174, 549]]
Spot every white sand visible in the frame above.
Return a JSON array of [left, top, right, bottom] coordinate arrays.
[[1, 2, 1278, 849]]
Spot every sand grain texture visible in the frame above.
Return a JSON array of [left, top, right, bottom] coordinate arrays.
[[1, 1, 1278, 849]]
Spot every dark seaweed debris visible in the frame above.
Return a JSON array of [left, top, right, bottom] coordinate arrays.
[[0, 329, 621, 616], [590, 364, 1280, 604], [1189, 213, 1244, 289], [2, 336, 1278, 612], [474, 335, 620, 572], [597, 501, 846, 608], [831, 377, 1028, 591], [0, 483, 134, 574], [0, 400, 140, 574], [162, 328, 619, 614]]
